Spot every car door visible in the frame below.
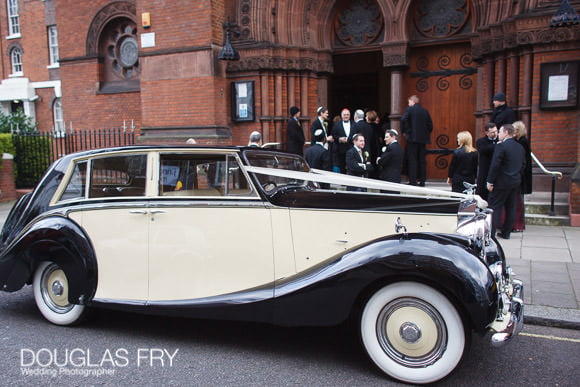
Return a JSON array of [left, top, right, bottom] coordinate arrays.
[[147, 152, 275, 301], [64, 152, 151, 302]]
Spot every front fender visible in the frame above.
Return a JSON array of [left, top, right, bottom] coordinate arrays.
[[274, 233, 497, 331], [0, 215, 97, 304]]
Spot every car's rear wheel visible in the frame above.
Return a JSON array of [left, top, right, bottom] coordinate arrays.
[[33, 261, 86, 325], [360, 282, 466, 384]]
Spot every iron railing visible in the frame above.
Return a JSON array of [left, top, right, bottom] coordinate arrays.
[[12, 127, 135, 188]]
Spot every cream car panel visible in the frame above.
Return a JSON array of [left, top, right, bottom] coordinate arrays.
[[269, 207, 296, 279], [75, 208, 149, 301], [290, 209, 457, 272], [147, 206, 274, 301]]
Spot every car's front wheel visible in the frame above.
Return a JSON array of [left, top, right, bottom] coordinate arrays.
[[360, 282, 466, 384], [33, 261, 86, 325]]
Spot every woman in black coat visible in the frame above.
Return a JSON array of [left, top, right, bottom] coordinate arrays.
[[512, 120, 532, 231], [447, 131, 478, 193]]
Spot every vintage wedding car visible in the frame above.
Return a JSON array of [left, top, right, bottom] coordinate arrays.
[[0, 146, 523, 383]]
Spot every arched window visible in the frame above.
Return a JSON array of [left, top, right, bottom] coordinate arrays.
[[53, 98, 64, 133], [6, 0, 20, 36], [98, 18, 140, 93], [10, 47, 22, 75]]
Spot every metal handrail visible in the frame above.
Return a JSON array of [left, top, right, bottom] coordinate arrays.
[[530, 152, 563, 216], [531, 152, 563, 179]]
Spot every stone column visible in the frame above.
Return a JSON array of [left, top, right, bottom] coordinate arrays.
[[520, 48, 533, 133], [260, 71, 270, 144], [389, 68, 404, 131]]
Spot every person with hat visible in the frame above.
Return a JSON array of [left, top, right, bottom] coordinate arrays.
[[305, 129, 331, 172], [286, 106, 305, 156], [310, 106, 333, 146], [490, 92, 516, 130]]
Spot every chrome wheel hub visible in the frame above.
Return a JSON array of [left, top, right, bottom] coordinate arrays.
[[376, 297, 447, 368], [400, 322, 422, 343]]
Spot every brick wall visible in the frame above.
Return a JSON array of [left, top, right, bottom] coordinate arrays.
[[0, 155, 17, 201]]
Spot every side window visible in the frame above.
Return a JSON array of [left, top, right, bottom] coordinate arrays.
[[89, 154, 147, 198], [159, 154, 255, 197], [224, 155, 252, 196], [60, 161, 87, 201]]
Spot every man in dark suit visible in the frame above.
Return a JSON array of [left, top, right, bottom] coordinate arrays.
[[286, 106, 305, 156], [331, 108, 355, 173], [475, 122, 498, 200], [486, 124, 525, 239], [490, 92, 516, 130], [310, 106, 332, 145], [377, 129, 403, 184], [305, 129, 331, 171], [401, 95, 433, 186], [346, 133, 373, 191]]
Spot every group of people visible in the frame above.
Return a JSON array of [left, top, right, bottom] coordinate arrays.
[[285, 99, 426, 189], [278, 92, 532, 237], [445, 92, 532, 238]]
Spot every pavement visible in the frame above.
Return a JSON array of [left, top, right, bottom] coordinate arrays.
[[0, 198, 578, 330]]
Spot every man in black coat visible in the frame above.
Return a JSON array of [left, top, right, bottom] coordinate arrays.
[[490, 92, 516, 130], [486, 124, 525, 239], [331, 108, 355, 173], [305, 129, 331, 171], [376, 129, 403, 183], [475, 122, 498, 200], [286, 106, 305, 156], [401, 95, 433, 186]]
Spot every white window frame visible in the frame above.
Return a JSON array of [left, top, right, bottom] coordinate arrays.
[[53, 98, 64, 134], [10, 47, 23, 76], [47, 25, 59, 68], [7, 0, 20, 38]]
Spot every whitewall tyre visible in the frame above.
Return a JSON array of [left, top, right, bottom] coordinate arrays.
[[33, 261, 86, 326], [360, 282, 466, 384]]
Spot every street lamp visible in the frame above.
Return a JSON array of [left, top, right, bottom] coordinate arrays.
[[550, 0, 580, 27], [218, 20, 240, 61]]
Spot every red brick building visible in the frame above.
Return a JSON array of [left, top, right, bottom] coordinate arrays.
[[0, 0, 578, 220]]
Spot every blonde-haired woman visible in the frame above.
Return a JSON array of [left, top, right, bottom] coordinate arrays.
[[512, 120, 532, 231], [447, 131, 478, 193]]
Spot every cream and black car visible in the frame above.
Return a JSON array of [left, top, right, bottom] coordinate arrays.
[[0, 145, 523, 384]]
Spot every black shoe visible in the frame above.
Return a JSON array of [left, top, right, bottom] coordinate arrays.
[[497, 233, 510, 240], [418, 182, 425, 187]]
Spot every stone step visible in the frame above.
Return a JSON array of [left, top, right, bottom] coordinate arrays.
[[525, 213, 570, 226], [525, 201, 569, 216]]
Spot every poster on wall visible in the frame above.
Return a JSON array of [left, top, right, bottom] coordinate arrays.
[[540, 61, 579, 109], [232, 81, 254, 122]]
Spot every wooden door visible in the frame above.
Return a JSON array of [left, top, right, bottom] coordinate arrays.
[[403, 43, 477, 180]]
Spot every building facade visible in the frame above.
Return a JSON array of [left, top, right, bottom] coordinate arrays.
[[0, 0, 579, 218]]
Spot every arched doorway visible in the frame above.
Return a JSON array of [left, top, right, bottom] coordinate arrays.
[[329, 51, 390, 120], [328, 0, 390, 119]]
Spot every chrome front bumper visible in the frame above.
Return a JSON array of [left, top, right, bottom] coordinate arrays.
[[489, 279, 524, 347]]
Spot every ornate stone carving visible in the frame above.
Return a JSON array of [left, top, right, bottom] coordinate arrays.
[[414, 0, 470, 39], [334, 0, 383, 47], [86, 1, 136, 56], [226, 55, 333, 73]]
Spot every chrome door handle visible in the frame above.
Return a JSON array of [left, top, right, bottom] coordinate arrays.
[[149, 209, 166, 214], [336, 240, 348, 243], [129, 210, 148, 215]]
